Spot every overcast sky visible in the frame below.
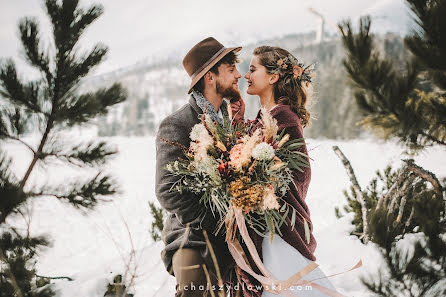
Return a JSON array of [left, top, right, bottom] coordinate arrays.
[[0, 0, 411, 76]]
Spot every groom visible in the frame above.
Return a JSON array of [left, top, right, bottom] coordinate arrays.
[[155, 37, 242, 296]]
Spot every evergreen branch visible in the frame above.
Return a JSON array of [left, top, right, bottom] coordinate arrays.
[[42, 140, 117, 167], [9, 136, 36, 155], [338, 16, 372, 67], [0, 151, 27, 223], [35, 274, 73, 281], [28, 173, 118, 209], [54, 83, 126, 126], [404, 0, 446, 88], [56, 44, 108, 97], [45, 0, 104, 58], [332, 145, 369, 242], [18, 17, 52, 83], [377, 163, 411, 209], [420, 131, 446, 146], [403, 159, 444, 197], [0, 248, 25, 297], [20, 116, 53, 189], [0, 60, 43, 114], [403, 206, 415, 232], [388, 174, 417, 215], [0, 109, 9, 138]]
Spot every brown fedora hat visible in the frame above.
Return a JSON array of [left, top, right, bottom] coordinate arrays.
[[183, 37, 241, 94]]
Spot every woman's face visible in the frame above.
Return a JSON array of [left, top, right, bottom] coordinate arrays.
[[245, 55, 274, 96]]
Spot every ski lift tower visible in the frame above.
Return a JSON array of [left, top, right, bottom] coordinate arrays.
[[308, 7, 325, 43]]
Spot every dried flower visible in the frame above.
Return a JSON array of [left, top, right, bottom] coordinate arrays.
[[229, 177, 264, 213], [277, 134, 290, 148], [260, 108, 278, 143], [252, 142, 275, 161], [196, 157, 221, 185], [190, 123, 208, 141], [293, 65, 303, 79], [238, 129, 262, 168], [229, 143, 244, 168], [269, 54, 313, 86], [218, 160, 230, 177], [204, 114, 217, 137], [270, 159, 285, 171], [261, 185, 280, 210], [216, 140, 227, 152]]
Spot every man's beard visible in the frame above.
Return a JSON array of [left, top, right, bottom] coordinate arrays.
[[216, 80, 241, 102]]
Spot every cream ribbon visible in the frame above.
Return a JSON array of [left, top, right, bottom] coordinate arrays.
[[226, 208, 362, 296]]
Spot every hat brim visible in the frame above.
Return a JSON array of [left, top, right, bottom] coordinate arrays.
[[187, 46, 242, 94]]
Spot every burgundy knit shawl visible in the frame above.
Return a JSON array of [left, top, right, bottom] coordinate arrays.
[[237, 104, 317, 297]]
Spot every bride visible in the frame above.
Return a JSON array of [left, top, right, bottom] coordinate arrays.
[[231, 46, 337, 297]]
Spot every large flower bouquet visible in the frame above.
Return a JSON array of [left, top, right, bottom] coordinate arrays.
[[165, 110, 361, 296], [165, 109, 311, 243]]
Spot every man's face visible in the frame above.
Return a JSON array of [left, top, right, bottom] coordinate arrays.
[[215, 63, 242, 101]]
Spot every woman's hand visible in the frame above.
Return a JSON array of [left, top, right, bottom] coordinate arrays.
[[230, 97, 245, 124]]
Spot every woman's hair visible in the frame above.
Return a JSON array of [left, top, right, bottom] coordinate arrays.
[[253, 46, 311, 127]]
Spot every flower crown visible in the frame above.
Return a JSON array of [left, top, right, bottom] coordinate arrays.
[[266, 54, 314, 87]]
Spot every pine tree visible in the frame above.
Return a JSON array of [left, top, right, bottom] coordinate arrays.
[[0, 0, 127, 295], [338, 2, 446, 150], [337, 0, 446, 296], [148, 201, 166, 242]]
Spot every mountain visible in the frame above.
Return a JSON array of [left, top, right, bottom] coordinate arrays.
[[81, 28, 409, 139], [359, 0, 414, 35]]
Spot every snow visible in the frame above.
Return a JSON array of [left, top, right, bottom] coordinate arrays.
[[4, 135, 446, 296]]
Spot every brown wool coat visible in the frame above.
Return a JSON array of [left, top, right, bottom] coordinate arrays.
[[155, 96, 232, 276], [239, 104, 316, 297]]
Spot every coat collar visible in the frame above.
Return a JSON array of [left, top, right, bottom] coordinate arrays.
[[188, 92, 230, 125], [188, 95, 202, 116]]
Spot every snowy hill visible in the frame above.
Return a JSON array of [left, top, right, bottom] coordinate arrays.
[[359, 0, 413, 35], [6, 135, 446, 296]]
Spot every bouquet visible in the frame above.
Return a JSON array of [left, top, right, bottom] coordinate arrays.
[[165, 108, 311, 243], [165, 109, 361, 296]]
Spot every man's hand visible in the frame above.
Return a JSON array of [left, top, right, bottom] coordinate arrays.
[[230, 97, 245, 124]]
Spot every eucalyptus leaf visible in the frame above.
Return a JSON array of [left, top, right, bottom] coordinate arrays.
[[280, 202, 287, 212], [291, 208, 296, 231], [304, 219, 311, 244]]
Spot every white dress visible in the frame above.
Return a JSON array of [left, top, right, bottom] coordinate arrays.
[[261, 235, 337, 297]]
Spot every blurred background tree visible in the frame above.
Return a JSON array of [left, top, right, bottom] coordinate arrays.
[[0, 0, 127, 295], [335, 0, 446, 296]]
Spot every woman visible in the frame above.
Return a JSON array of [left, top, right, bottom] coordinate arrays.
[[231, 46, 336, 297]]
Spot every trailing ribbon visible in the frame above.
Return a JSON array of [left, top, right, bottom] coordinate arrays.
[[226, 207, 362, 296]]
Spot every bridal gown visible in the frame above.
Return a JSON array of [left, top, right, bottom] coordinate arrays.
[[261, 235, 337, 297]]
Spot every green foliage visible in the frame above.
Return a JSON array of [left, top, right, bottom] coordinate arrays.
[[0, 232, 54, 297], [337, 165, 430, 239], [360, 197, 446, 297], [0, 0, 127, 295], [404, 0, 446, 90], [338, 0, 446, 150], [338, 0, 446, 295], [103, 274, 134, 297], [148, 202, 166, 242], [337, 162, 446, 296]]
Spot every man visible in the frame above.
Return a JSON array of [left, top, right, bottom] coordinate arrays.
[[155, 37, 242, 296]]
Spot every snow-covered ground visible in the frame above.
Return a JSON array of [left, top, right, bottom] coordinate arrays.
[[4, 135, 446, 297]]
